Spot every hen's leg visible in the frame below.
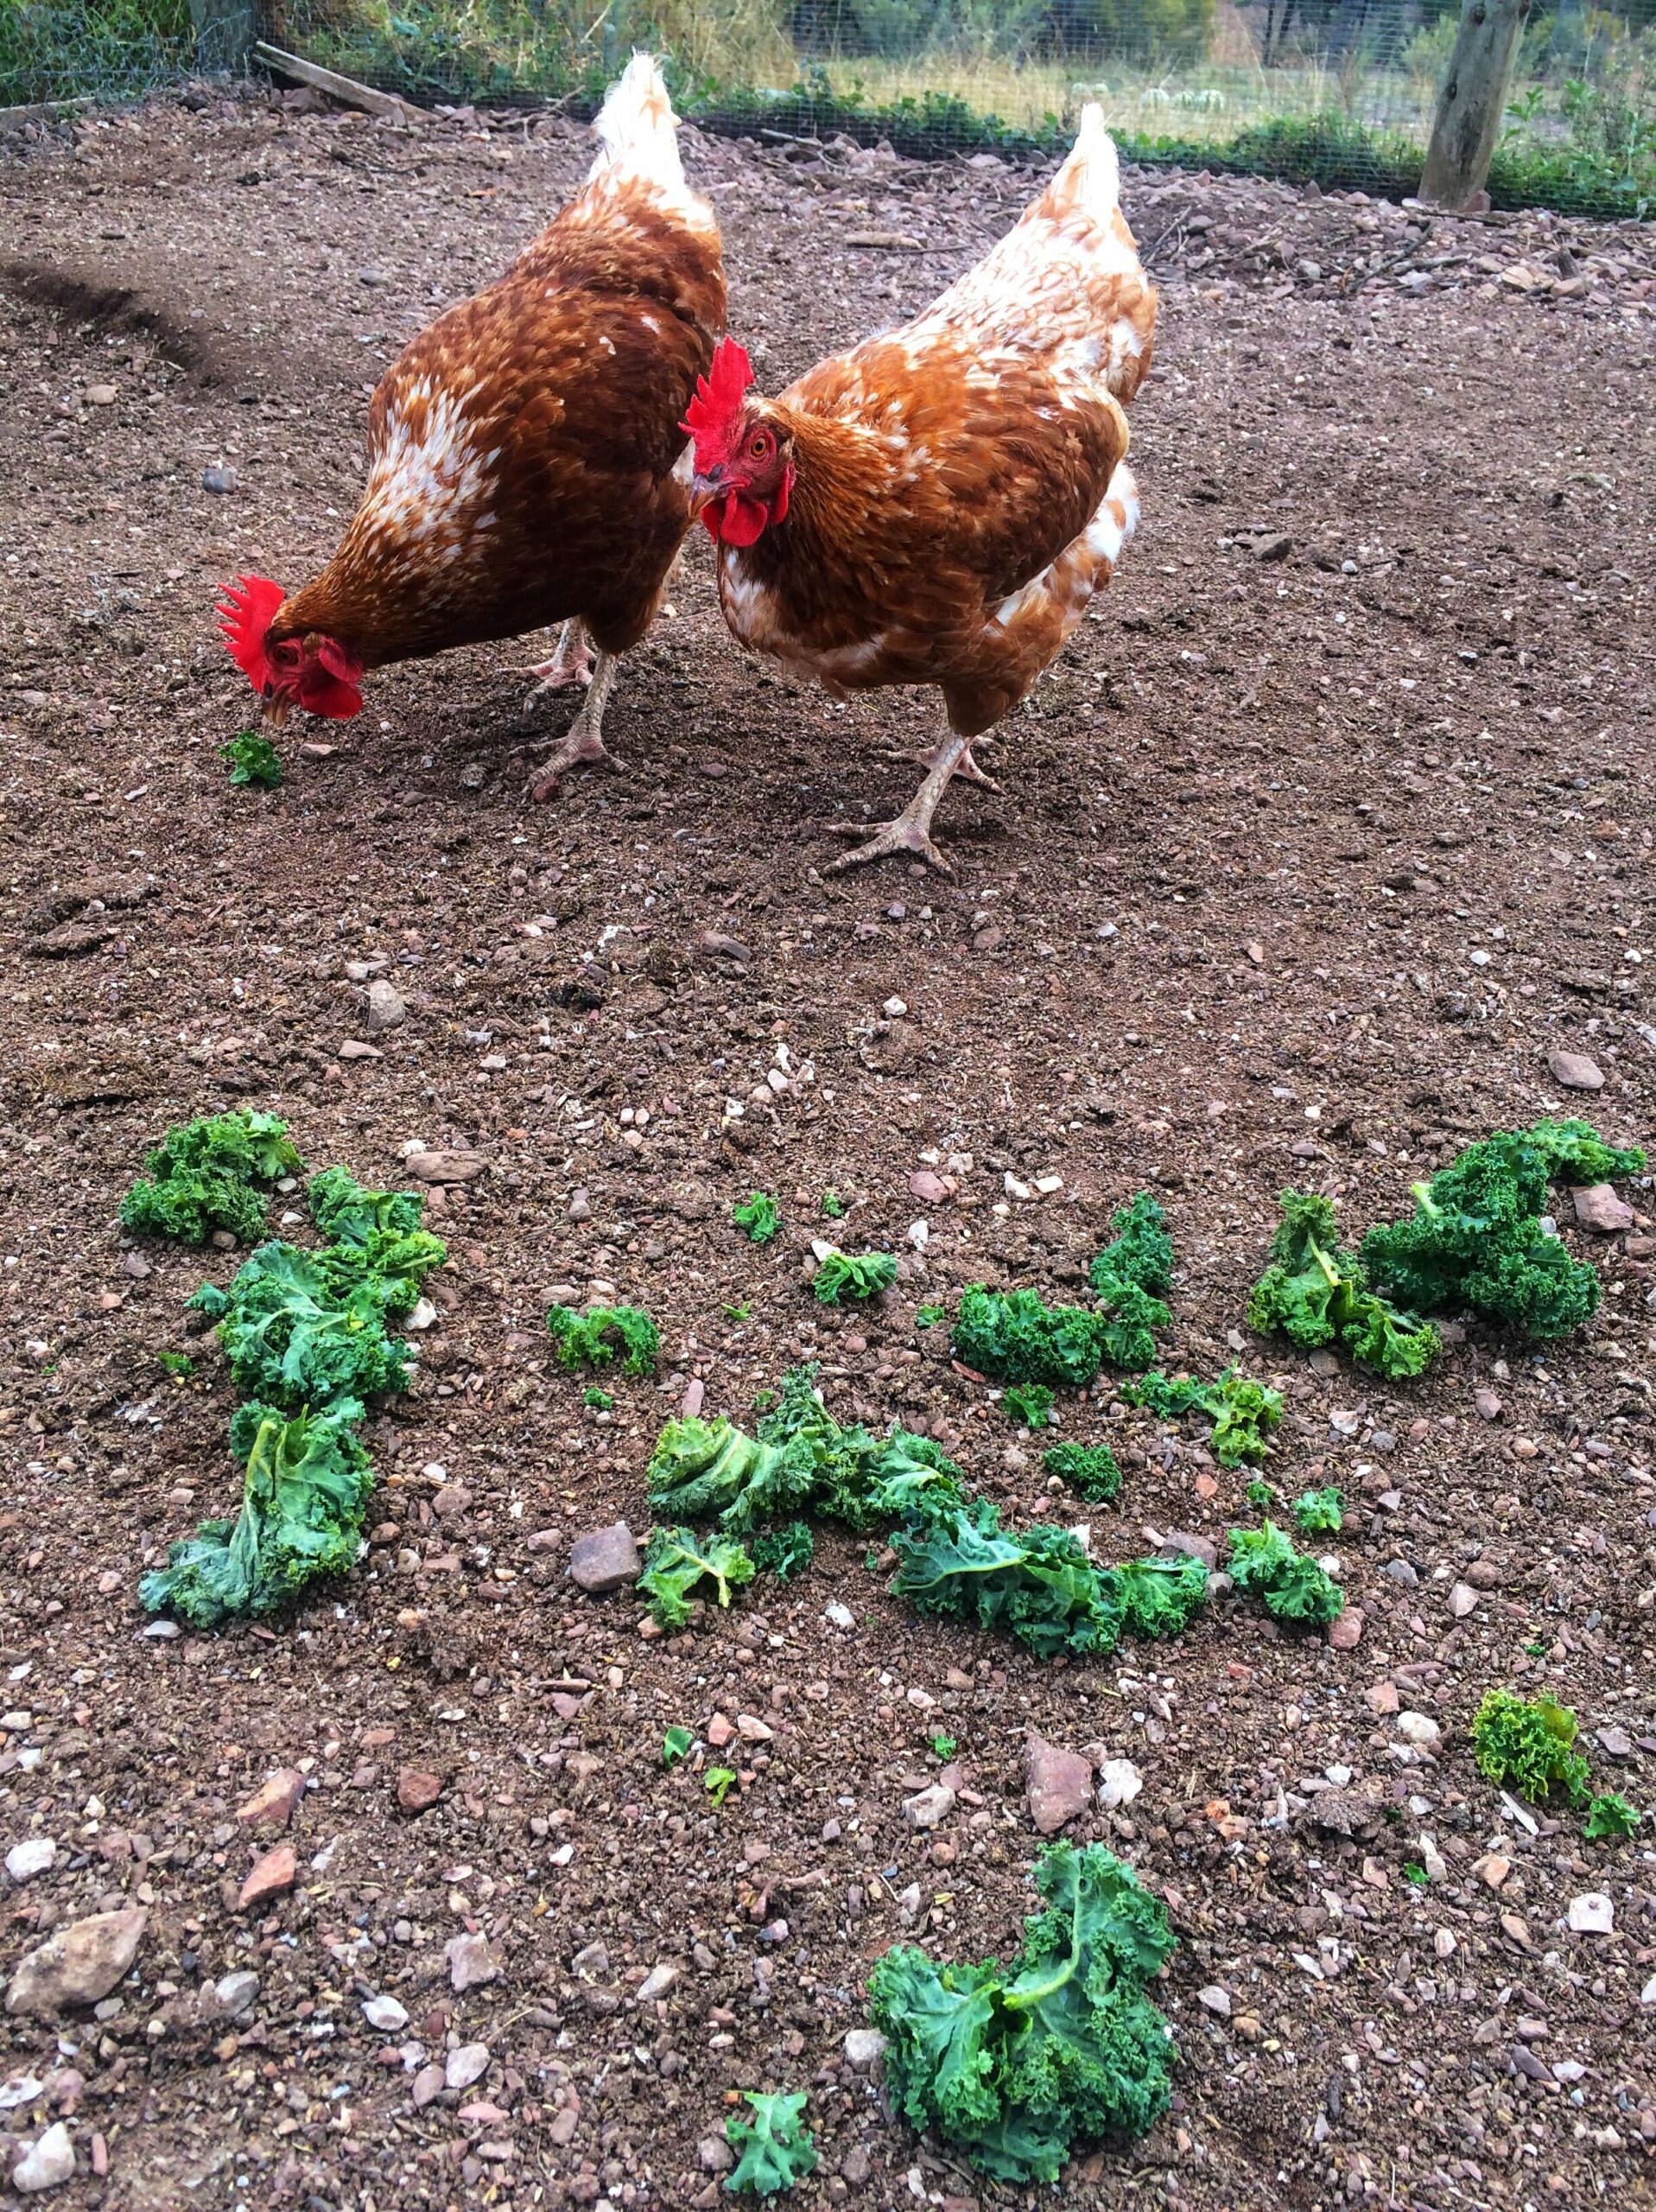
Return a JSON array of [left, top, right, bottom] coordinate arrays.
[[880, 736, 999, 792], [825, 733, 972, 876], [522, 620, 595, 700], [528, 652, 620, 803]]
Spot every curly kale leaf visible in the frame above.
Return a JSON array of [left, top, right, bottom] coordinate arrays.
[[952, 1286, 1107, 1389], [1091, 1280, 1171, 1375], [1472, 1689, 1590, 1805], [1524, 1118, 1645, 1185], [1116, 1554, 1209, 1640], [637, 1526, 755, 1629], [1293, 1486, 1344, 1534], [1004, 1382, 1055, 1429], [812, 1249, 897, 1305], [724, 2090, 818, 2196], [890, 1499, 1123, 1661], [1583, 1791, 1639, 1840], [646, 1417, 813, 1533], [752, 1522, 815, 1581], [209, 1243, 412, 1408], [120, 1111, 303, 1245], [733, 1192, 782, 1245], [868, 1841, 1177, 2183], [139, 1399, 371, 1626], [1126, 1369, 1282, 1467], [222, 729, 282, 787], [1462, 1238, 1602, 1338], [1249, 1190, 1438, 1378], [1228, 1520, 1343, 1628], [1088, 1192, 1173, 1299], [547, 1302, 659, 1376], [1042, 1441, 1122, 1503], [308, 1165, 427, 1246]]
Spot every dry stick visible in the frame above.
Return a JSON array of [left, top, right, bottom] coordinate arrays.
[[253, 41, 422, 123]]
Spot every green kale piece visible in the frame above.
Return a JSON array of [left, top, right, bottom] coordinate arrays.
[[222, 729, 282, 788], [1584, 1791, 1639, 1840], [916, 1303, 945, 1328], [813, 1249, 898, 1305], [1471, 1689, 1590, 1804], [704, 1766, 737, 1807], [120, 1111, 302, 1245], [547, 1302, 659, 1376], [1091, 1280, 1171, 1374], [868, 1841, 1177, 2183], [139, 1399, 371, 1626], [952, 1286, 1106, 1389], [663, 1725, 695, 1765], [1228, 1520, 1343, 1628], [208, 1243, 413, 1408], [156, 1350, 195, 1380], [1126, 1370, 1282, 1467], [858, 1433, 969, 1529], [724, 2091, 818, 2196], [752, 1521, 815, 1581], [1089, 1192, 1173, 1297], [637, 1526, 756, 1630], [733, 1191, 781, 1244], [1004, 1382, 1055, 1429], [1293, 1486, 1344, 1534], [821, 1190, 845, 1218], [310, 1215, 447, 1316], [1116, 1554, 1209, 1640], [1525, 1118, 1646, 1185], [1249, 1190, 1438, 1379], [646, 1417, 813, 1533], [889, 1498, 1123, 1661], [1042, 1441, 1122, 1503], [308, 1165, 426, 1246]]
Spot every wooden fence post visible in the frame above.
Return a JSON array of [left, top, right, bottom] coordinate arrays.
[[1419, 0, 1532, 210], [190, 0, 260, 74]]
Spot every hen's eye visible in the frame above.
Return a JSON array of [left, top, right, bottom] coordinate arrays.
[[750, 434, 770, 457]]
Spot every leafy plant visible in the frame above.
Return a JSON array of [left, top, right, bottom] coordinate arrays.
[[1126, 1369, 1282, 1466], [704, 1766, 738, 1808], [1042, 1440, 1121, 1502], [1293, 1486, 1344, 1534], [725, 2091, 817, 2195], [915, 1303, 945, 1328], [222, 729, 282, 788], [1228, 1521, 1343, 1628], [1116, 1554, 1209, 1640], [752, 1520, 815, 1580], [952, 1284, 1108, 1389], [638, 1526, 757, 1629], [155, 1349, 195, 1379], [121, 1110, 302, 1245], [585, 1386, 614, 1410], [868, 1841, 1177, 2182], [1004, 1382, 1055, 1429], [1471, 1688, 1590, 1804], [889, 1497, 1124, 1660], [1584, 1790, 1639, 1840], [663, 1725, 695, 1766], [813, 1249, 898, 1304], [1088, 1191, 1173, 1300], [547, 1302, 660, 1376], [1244, 1478, 1274, 1508], [733, 1191, 781, 1244], [1248, 1190, 1438, 1379], [821, 1190, 846, 1218], [191, 1243, 420, 1408], [1403, 1861, 1430, 1886], [930, 1732, 958, 1759], [306, 1165, 427, 1247]]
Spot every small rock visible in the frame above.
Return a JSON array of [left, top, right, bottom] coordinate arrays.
[[841, 2145, 872, 2188], [1567, 1891, 1614, 1935], [1574, 1184, 1634, 1234], [213, 1969, 260, 2017], [1396, 1711, 1441, 1750], [6, 1908, 147, 2016], [636, 1963, 678, 2004], [568, 1188, 593, 1222], [1095, 1758, 1143, 1809], [396, 1768, 443, 1814], [411, 2062, 446, 2107], [1327, 1607, 1365, 1650], [200, 464, 237, 494], [446, 1930, 498, 1992], [235, 1769, 306, 1830], [237, 1844, 295, 1910], [1596, 1725, 1634, 1758], [366, 979, 407, 1032], [1385, 1558, 1419, 1587], [338, 1039, 381, 1061], [698, 2134, 735, 2173], [1024, 1733, 1093, 1834], [1295, 258, 1322, 283], [1548, 1049, 1603, 1092], [1196, 1984, 1232, 2017], [5, 1839, 56, 1885], [568, 1522, 638, 1595], [1365, 1680, 1400, 1714], [405, 1149, 485, 1185], [1474, 1389, 1504, 1422], [1159, 1530, 1219, 1570], [11, 2121, 74, 2193], [362, 1993, 409, 2031], [822, 1601, 854, 1630], [1449, 1582, 1477, 1618], [902, 1784, 955, 1830], [445, 2042, 491, 2091], [844, 2027, 887, 2069], [908, 1170, 952, 1205], [1477, 1853, 1513, 1890]]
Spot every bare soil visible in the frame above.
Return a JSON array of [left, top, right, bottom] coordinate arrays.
[[1, 86, 1654, 2212]]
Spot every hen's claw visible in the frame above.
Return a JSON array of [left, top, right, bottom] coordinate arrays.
[[824, 815, 955, 876], [522, 621, 595, 701], [528, 725, 618, 804]]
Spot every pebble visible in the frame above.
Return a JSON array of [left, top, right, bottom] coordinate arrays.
[[200, 464, 237, 493], [908, 1170, 952, 1205], [1478, 1853, 1513, 1889], [235, 1769, 306, 1830], [568, 1188, 593, 1222], [405, 1149, 485, 1185], [446, 1931, 499, 1992], [568, 1522, 638, 1594], [1159, 1530, 1218, 1571], [1196, 1985, 1232, 2017], [411, 2062, 446, 2107], [5, 1908, 147, 2017], [1567, 1892, 1614, 1935], [396, 1768, 444, 1814], [1449, 1582, 1477, 1618], [214, 1970, 260, 2018], [843, 2028, 886, 2068], [1574, 1184, 1634, 1234], [1396, 1712, 1441, 1750], [1386, 1559, 1419, 1587], [5, 1839, 56, 1884], [1365, 1681, 1400, 1714], [1024, 1733, 1093, 1834], [237, 1845, 295, 1910], [1095, 1758, 1143, 1809], [635, 1963, 678, 2004], [698, 2135, 734, 2173], [362, 1993, 409, 2031], [1327, 1607, 1365, 1650], [1596, 1725, 1635, 1758], [1547, 1049, 1603, 1091], [11, 2121, 74, 2193], [822, 1601, 855, 1630], [445, 2042, 492, 2091], [1474, 1389, 1504, 1421], [366, 978, 407, 1031], [903, 1784, 955, 1830]]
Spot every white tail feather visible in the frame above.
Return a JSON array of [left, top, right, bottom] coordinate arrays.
[[589, 51, 684, 192], [1047, 103, 1120, 220]]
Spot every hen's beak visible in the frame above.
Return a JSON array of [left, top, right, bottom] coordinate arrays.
[[688, 467, 725, 519]]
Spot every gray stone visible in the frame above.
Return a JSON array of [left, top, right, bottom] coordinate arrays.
[[213, 1970, 260, 2018], [200, 464, 237, 494], [365, 978, 407, 1032], [445, 2042, 491, 2090], [635, 1962, 678, 2004], [1573, 1184, 1634, 1234], [1025, 1733, 1093, 1835], [411, 2063, 445, 2108], [446, 1931, 499, 1993], [843, 2028, 886, 2069], [1159, 1530, 1218, 1571], [902, 1784, 955, 1830], [362, 1993, 409, 2031], [6, 1908, 147, 2016], [5, 1839, 56, 1885], [11, 2121, 74, 2192], [568, 1522, 638, 1595], [698, 2135, 734, 2173], [1548, 1049, 1603, 1092], [1196, 1984, 1232, 2016]]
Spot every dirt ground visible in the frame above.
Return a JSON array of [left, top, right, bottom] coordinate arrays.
[[1, 81, 1655, 2212]]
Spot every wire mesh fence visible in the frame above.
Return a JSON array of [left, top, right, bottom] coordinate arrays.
[[3, 0, 1652, 214]]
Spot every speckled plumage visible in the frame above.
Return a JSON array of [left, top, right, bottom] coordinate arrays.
[[705, 108, 1156, 742], [269, 56, 723, 674]]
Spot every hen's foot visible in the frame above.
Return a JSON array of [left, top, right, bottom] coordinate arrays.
[[528, 725, 618, 804], [880, 741, 999, 792], [824, 812, 955, 876], [522, 623, 594, 701]]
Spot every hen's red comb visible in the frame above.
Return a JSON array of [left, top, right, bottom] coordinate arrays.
[[216, 574, 287, 691], [681, 337, 754, 465]]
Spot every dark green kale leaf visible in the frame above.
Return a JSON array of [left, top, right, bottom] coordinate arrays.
[[638, 1526, 756, 1629], [547, 1302, 660, 1376], [1042, 1441, 1122, 1503], [120, 1111, 303, 1245], [1116, 1554, 1209, 1639], [724, 2091, 818, 2196]]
